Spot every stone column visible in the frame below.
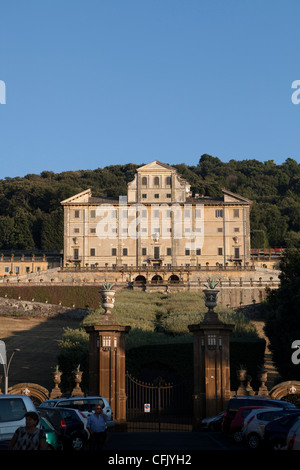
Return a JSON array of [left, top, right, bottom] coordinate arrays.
[[84, 288, 130, 427], [188, 288, 234, 429]]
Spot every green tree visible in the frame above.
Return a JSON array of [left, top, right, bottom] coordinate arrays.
[[264, 249, 300, 380]]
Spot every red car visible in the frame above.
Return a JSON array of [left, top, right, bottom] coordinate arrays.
[[230, 406, 268, 442]]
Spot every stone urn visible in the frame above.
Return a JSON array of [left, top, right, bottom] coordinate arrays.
[[202, 289, 221, 323], [100, 283, 115, 314], [50, 368, 62, 398], [236, 367, 247, 396], [71, 368, 84, 397], [203, 289, 219, 312]]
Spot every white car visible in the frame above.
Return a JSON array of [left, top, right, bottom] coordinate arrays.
[[39, 396, 115, 428], [242, 407, 287, 449], [287, 416, 300, 450], [0, 394, 37, 441]]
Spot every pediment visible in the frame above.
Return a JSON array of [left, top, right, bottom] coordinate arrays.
[[222, 189, 252, 204], [61, 189, 92, 205], [137, 160, 175, 173]]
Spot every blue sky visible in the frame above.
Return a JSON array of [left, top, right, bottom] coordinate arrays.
[[0, 0, 300, 179]]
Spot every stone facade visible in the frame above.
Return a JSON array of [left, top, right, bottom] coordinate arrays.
[[61, 161, 252, 269]]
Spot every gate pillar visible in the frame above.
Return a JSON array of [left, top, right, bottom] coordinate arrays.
[[84, 288, 130, 427], [189, 288, 234, 430]]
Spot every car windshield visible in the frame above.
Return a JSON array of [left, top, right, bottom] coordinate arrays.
[[0, 398, 27, 422]]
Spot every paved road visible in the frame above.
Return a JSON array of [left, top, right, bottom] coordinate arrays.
[[102, 431, 248, 451], [0, 431, 247, 451]]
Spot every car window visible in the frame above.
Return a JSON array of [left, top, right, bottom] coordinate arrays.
[[241, 409, 252, 418], [87, 399, 105, 410], [59, 409, 76, 421], [40, 401, 57, 408], [0, 398, 27, 422], [257, 411, 275, 421]]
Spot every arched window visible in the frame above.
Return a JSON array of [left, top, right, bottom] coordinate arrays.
[[142, 177, 147, 187], [154, 176, 160, 187]]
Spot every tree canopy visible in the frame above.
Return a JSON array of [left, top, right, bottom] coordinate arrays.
[[263, 248, 300, 381]]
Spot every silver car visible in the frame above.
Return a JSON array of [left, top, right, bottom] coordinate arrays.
[[39, 396, 115, 428]]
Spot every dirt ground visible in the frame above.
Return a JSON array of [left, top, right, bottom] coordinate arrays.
[[0, 315, 81, 393]]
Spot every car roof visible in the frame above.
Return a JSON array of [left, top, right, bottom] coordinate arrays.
[[237, 406, 269, 411]]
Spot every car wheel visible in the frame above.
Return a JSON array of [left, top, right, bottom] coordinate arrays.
[[233, 431, 243, 443], [271, 439, 286, 451], [247, 433, 261, 449], [71, 435, 84, 451]]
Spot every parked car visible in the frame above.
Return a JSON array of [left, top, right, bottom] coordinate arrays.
[[222, 396, 296, 434], [242, 407, 296, 449], [0, 394, 37, 442], [264, 411, 300, 450], [201, 412, 224, 431], [39, 396, 115, 428], [229, 406, 268, 442], [287, 416, 300, 450], [40, 416, 63, 450], [37, 407, 89, 451]]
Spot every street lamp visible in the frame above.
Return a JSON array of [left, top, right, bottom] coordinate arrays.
[[0, 341, 20, 394]]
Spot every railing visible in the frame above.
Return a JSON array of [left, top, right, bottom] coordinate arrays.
[[60, 265, 256, 273]]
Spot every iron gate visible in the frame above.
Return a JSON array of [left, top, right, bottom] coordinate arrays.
[[125, 372, 193, 432]]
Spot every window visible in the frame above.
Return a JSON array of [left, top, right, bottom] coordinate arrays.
[[233, 209, 240, 218], [218, 247, 223, 256], [154, 210, 159, 218], [217, 227, 223, 232], [167, 248, 172, 256], [196, 209, 201, 218], [74, 210, 80, 218], [90, 248, 95, 256], [234, 227, 240, 232], [154, 247, 160, 259], [90, 210, 96, 218], [185, 248, 190, 256], [234, 248, 240, 259], [0, 398, 27, 422], [123, 248, 128, 256], [142, 177, 147, 187], [216, 209, 223, 218], [154, 176, 159, 187], [73, 249, 79, 260], [15, 266, 20, 274], [166, 193, 171, 198], [142, 248, 147, 256], [196, 248, 201, 255], [74, 228, 80, 233], [166, 176, 171, 186], [112, 248, 117, 256], [142, 210, 147, 217], [90, 228, 96, 233], [142, 194, 147, 199], [154, 194, 159, 199]]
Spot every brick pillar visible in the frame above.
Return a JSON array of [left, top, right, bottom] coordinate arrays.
[[188, 289, 234, 429], [84, 289, 130, 427]]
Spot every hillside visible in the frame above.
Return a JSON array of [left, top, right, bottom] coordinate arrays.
[[0, 155, 300, 251]]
